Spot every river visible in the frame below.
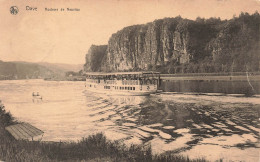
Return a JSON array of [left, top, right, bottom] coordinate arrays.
[[0, 80, 259, 161]]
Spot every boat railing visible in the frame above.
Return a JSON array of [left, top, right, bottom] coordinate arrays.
[[86, 76, 159, 86], [122, 80, 139, 85], [86, 79, 99, 83], [104, 80, 116, 84]]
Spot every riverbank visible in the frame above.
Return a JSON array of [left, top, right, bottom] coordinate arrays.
[[44, 76, 85, 81], [0, 101, 207, 162], [160, 72, 260, 81]]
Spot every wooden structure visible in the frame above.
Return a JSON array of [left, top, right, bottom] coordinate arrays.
[[5, 123, 44, 141]]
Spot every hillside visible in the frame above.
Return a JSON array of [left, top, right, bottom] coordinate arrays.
[[84, 12, 260, 73], [37, 62, 83, 73], [0, 61, 83, 80]]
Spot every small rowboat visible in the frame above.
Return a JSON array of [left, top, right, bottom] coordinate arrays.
[[32, 92, 42, 99]]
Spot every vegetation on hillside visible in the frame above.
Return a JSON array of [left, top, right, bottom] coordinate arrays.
[[84, 45, 108, 72], [0, 61, 84, 80], [152, 12, 260, 73], [0, 61, 63, 80]]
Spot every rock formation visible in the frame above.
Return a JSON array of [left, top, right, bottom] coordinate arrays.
[[84, 12, 260, 73]]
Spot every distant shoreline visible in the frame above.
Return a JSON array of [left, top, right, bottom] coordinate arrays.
[[161, 74, 260, 81], [1, 72, 260, 81]]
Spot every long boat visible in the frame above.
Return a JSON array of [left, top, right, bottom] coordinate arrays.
[[85, 71, 161, 96]]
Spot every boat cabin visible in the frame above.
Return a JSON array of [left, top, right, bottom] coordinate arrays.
[[85, 71, 160, 95]]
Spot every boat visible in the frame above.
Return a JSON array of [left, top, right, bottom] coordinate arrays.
[[32, 92, 42, 100], [85, 71, 161, 96]]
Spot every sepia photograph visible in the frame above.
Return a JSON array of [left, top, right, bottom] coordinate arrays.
[[0, 0, 259, 161]]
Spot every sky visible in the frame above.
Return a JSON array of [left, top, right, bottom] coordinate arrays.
[[0, 0, 259, 64]]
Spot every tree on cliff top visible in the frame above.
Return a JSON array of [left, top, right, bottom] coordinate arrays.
[[84, 45, 107, 72]]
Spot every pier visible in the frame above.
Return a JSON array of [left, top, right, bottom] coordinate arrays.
[[5, 123, 44, 141]]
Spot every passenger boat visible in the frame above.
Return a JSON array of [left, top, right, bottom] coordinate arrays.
[[85, 71, 161, 96]]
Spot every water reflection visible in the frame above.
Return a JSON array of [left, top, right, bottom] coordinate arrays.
[[107, 94, 146, 105], [161, 80, 260, 94]]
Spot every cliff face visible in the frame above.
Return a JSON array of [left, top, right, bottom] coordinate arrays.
[[84, 45, 107, 72], [85, 12, 260, 73], [101, 18, 194, 72]]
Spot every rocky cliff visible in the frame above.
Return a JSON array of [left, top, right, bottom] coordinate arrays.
[[100, 18, 196, 72], [84, 12, 260, 73], [84, 45, 107, 72]]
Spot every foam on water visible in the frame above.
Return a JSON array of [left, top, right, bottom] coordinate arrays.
[[201, 124, 214, 129], [192, 123, 202, 129], [245, 125, 260, 132], [162, 126, 175, 129], [124, 136, 143, 146], [234, 125, 251, 132], [123, 123, 136, 127], [225, 120, 237, 126], [151, 134, 192, 154], [132, 129, 151, 138], [158, 130, 172, 139], [148, 123, 164, 127], [174, 128, 190, 134], [103, 130, 129, 141], [139, 126, 159, 133]]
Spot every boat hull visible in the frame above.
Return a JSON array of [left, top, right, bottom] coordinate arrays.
[[85, 86, 157, 96]]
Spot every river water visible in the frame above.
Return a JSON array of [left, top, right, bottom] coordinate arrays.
[[0, 80, 259, 161], [161, 80, 260, 94]]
